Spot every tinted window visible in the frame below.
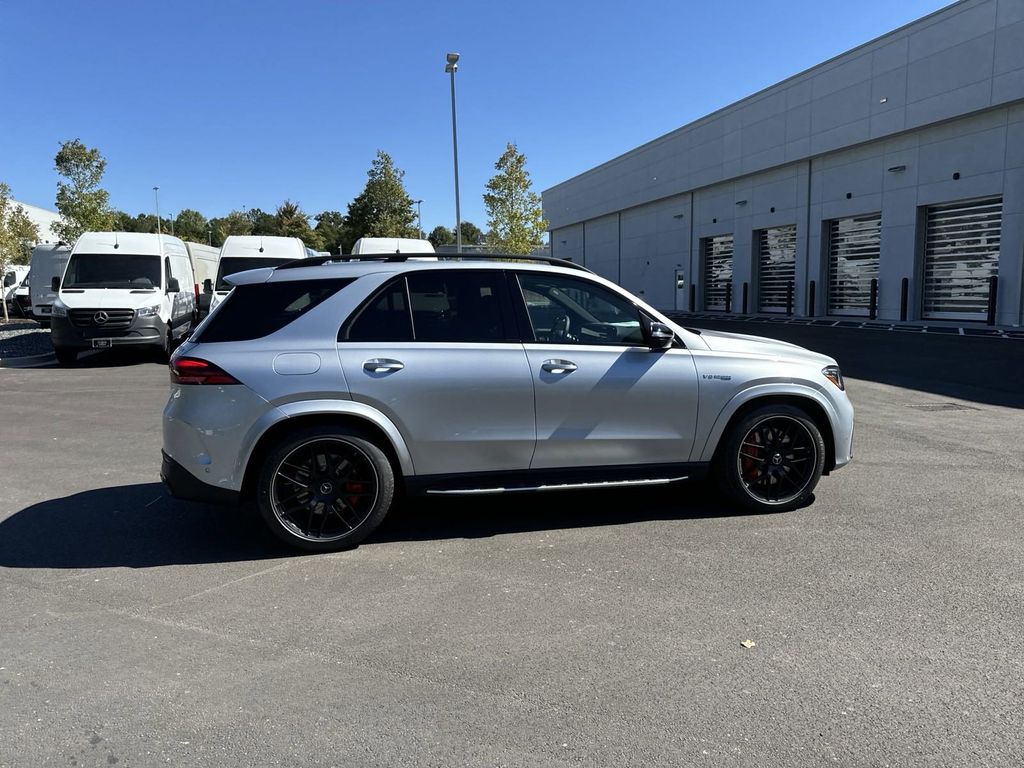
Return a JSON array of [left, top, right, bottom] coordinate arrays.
[[517, 273, 644, 345], [216, 257, 299, 290], [198, 279, 353, 343], [63, 254, 162, 289], [344, 279, 413, 342], [407, 271, 506, 342]]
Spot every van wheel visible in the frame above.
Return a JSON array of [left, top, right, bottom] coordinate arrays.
[[256, 426, 395, 552], [54, 347, 77, 366], [715, 404, 825, 513]]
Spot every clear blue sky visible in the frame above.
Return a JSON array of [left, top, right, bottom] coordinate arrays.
[[1, 0, 950, 234]]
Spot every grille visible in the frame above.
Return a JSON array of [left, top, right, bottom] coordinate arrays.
[[68, 308, 135, 330]]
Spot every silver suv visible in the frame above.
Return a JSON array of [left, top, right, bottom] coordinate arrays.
[[161, 255, 854, 552]]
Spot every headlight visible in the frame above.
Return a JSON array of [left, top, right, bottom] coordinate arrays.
[[136, 305, 161, 318], [822, 365, 844, 391], [51, 301, 67, 318]]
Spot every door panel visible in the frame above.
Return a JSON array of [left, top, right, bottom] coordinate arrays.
[[525, 344, 700, 469], [338, 343, 536, 475]]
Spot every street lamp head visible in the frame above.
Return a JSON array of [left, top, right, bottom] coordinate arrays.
[[446, 52, 459, 64], [445, 52, 459, 73]]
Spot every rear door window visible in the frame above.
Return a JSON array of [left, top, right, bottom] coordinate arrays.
[[197, 278, 353, 343]]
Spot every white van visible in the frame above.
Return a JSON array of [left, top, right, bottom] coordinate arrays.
[[3, 265, 30, 318], [50, 232, 196, 365], [29, 243, 72, 326], [350, 237, 436, 256], [184, 241, 221, 319], [209, 236, 309, 313]]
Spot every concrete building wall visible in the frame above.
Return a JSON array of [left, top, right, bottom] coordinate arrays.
[[544, 0, 1024, 325]]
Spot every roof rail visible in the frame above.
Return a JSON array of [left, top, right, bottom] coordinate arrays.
[[275, 252, 593, 273]]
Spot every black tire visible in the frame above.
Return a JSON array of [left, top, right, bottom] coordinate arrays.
[[256, 426, 395, 552], [715, 404, 825, 513], [54, 346, 77, 366]]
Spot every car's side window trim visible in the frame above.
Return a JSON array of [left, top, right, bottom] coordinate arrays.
[[513, 271, 654, 348], [338, 275, 413, 342]]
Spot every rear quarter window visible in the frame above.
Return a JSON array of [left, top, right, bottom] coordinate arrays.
[[197, 278, 353, 343]]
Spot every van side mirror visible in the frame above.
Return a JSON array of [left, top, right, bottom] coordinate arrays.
[[51, 276, 61, 292], [203, 278, 213, 293], [166, 277, 180, 293], [3, 274, 15, 288]]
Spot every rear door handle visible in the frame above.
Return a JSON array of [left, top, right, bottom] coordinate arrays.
[[363, 358, 405, 373], [541, 359, 577, 374]]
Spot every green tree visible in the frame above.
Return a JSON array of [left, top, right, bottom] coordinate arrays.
[[427, 224, 453, 249], [52, 139, 115, 242], [483, 143, 548, 254], [314, 211, 346, 254], [1, 182, 41, 321], [246, 207, 278, 236], [210, 210, 252, 246], [344, 151, 418, 245], [174, 209, 209, 243], [458, 221, 485, 245], [275, 200, 322, 250]]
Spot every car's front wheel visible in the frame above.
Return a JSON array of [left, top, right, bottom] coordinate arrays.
[[256, 427, 395, 552], [715, 404, 825, 513]]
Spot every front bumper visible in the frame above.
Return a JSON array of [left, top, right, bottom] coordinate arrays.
[[161, 451, 240, 506], [50, 312, 167, 349]]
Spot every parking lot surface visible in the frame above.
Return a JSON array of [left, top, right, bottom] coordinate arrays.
[[1, 345, 1022, 767]]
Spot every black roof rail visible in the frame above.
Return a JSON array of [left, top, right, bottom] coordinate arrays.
[[274, 252, 593, 273]]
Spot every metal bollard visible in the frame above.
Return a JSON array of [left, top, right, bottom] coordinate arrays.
[[725, 281, 732, 313], [807, 280, 816, 317], [742, 282, 748, 314], [785, 281, 793, 316], [987, 275, 998, 326], [900, 277, 908, 322], [869, 278, 878, 320], [689, 283, 696, 313]]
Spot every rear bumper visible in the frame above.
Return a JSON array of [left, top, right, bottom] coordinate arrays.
[[161, 451, 240, 506]]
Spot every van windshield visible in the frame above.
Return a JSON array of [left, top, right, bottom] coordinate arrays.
[[216, 257, 296, 290], [63, 254, 162, 290]]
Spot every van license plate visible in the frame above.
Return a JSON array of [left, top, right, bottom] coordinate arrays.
[[92, 339, 112, 349]]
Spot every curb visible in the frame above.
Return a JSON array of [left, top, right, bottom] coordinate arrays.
[[0, 351, 56, 368]]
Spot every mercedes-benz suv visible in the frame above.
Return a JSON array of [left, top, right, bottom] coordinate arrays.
[[161, 255, 854, 552]]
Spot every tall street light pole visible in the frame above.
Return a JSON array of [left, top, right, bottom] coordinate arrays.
[[153, 186, 161, 235], [413, 200, 424, 239], [445, 52, 462, 254]]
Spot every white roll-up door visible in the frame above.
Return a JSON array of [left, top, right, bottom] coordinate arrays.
[[923, 197, 1001, 320], [702, 234, 733, 311], [828, 213, 881, 316], [758, 225, 796, 313]]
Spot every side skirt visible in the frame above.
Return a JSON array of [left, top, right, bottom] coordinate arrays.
[[404, 463, 709, 497]]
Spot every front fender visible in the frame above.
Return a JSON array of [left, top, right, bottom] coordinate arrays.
[[236, 399, 416, 483], [697, 382, 842, 463]]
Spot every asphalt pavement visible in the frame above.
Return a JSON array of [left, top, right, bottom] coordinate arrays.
[[1, 344, 1022, 767]]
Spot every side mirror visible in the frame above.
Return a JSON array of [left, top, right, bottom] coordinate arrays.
[[646, 320, 675, 349], [203, 278, 213, 293], [3, 274, 14, 288], [51, 276, 61, 292], [166, 277, 180, 293]]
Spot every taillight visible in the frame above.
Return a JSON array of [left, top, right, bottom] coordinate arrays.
[[170, 357, 240, 385]]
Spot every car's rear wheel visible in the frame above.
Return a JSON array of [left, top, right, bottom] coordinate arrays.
[[256, 427, 395, 552], [716, 404, 825, 513]]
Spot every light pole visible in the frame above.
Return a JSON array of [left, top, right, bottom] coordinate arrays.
[[208, 222, 213, 246], [445, 52, 462, 254], [414, 199, 423, 239], [153, 186, 161, 235]]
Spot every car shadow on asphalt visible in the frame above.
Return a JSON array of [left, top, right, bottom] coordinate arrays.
[[0, 481, 786, 569]]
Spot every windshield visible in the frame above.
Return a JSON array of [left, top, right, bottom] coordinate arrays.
[[216, 257, 296, 290], [63, 254, 161, 289]]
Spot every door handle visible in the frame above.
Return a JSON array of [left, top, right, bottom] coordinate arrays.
[[363, 358, 405, 373], [541, 359, 577, 374]]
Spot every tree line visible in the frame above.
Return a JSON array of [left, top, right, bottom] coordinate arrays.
[[3, 139, 548, 260]]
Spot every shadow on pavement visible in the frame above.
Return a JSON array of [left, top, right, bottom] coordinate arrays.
[[0, 481, 768, 569], [675, 318, 1024, 408]]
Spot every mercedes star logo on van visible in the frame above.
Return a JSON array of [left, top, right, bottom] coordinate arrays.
[[94, 311, 109, 325]]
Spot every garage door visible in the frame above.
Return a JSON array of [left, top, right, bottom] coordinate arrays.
[[702, 234, 733, 311], [758, 225, 796, 313], [923, 197, 1001, 320], [828, 213, 881, 316]]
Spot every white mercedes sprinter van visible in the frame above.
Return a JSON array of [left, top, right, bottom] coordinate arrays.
[[50, 232, 196, 365], [29, 243, 72, 326], [208, 236, 308, 313], [184, 241, 220, 319]]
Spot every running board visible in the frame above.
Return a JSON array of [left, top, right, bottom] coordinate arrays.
[[425, 475, 689, 496]]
